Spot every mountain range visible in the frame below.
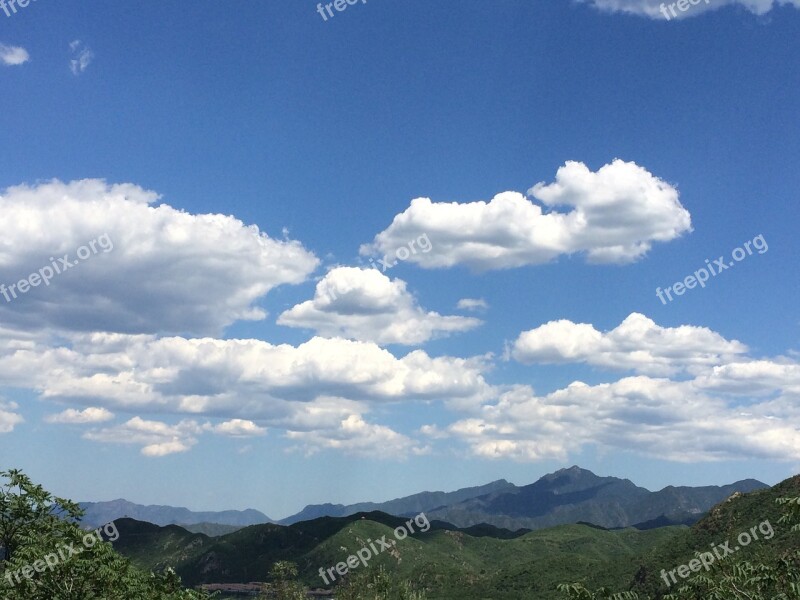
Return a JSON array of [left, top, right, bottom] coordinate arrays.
[[79, 498, 271, 530], [278, 477, 515, 524], [81, 466, 767, 534], [280, 466, 767, 531], [108, 473, 799, 599]]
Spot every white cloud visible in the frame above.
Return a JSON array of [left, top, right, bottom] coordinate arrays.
[[419, 424, 450, 439], [0, 401, 23, 433], [207, 419, 267, 437], [361, 160, 691, 271], [0, 44, 29, 66], [69, 40, 93, 75], [694, 360, 800, 397], [83, 417, 201, 457], [0, 331, 491, 423], [511, 313, 748, 375], [448, 376, 800, 462], [457, 298, 489, 312], [286, 414, 429, 458], [45, 407, 114, 424], [277, 267, 481, 345], [0, 179, 319, 336], [0, 329, 491, 458], [580, 0, 800, 19]]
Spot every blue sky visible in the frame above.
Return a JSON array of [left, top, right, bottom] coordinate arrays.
[[0, 0, 798, 520]]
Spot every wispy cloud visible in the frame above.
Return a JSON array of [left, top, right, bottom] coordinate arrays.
[[457, 298, 489, 312], [0, 44, 29, 66], [206, 419, 267, 438], [45, 407, 114, 424], [69, 40, 93, 75], [580, 0, 800, 19], [83, 417, 202, 457]]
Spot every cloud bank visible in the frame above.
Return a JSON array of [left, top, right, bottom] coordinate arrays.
[[0, 180, 319, 336]]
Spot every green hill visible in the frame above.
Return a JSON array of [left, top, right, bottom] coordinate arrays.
[[113, 511, 681, 599], [628, 474, 800, 599], [111, 474, 800, 599]]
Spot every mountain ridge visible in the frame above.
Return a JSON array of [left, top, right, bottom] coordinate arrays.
[[80, 466, 768, 534], [423, 466, 767, 531], [278, 477, 515, 525], [79, 498, 272, 529]]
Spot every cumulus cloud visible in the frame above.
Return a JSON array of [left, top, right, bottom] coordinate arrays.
[[447, 376, 800, 462], [69, 40, 93, 75], [83, 417, 201, 457], [580, 0, 800, 19], [0, 44, 29, 66], [457, 298, 489, 312], [0, 180, 319, 336], [0, 331, 491, 425], [286, 414, 429, 458], [0, 401, 23, 433], [511, 313, 748, 375], [361, 160, 691, 271], [45, 407, 114, 424], [0, 328, 492, 457], [694, 360, 800, 397], [206, 419, 267, 437], [277, 267, 481, 345]]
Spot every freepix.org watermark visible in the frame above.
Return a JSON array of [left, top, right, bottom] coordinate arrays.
[[3, 521, 120, 587], [317, 512, 431, 585], [316, 0, 368, 22], [656, 233, 767, 305], [0, 233, 114, 304], [0, 0, 37, 18], [660, 0, 710, 20], [367, 233, 432, 273], [660, 519, 774, 587]]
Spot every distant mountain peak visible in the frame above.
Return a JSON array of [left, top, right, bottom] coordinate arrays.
[[550, 465, 596, 477]]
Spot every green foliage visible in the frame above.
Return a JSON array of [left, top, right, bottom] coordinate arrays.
[[777, 496, 800, 533], [661, 554, 800, 600], [556, 583, 640, 599], [335, 566, 427, 600], [559, 491, 800, 600], [0, 469, 210, 600], [260, 561, 306, 600], [113, 511, 680, 599], [0, 468, 83, 563]]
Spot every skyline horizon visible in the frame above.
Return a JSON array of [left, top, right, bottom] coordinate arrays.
[[70, 463, 778, 520]]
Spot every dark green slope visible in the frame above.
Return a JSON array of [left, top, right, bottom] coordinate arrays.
[[112, 518, 213, 571], [113, 511, 681, 599], [629, 474, 800, 599]]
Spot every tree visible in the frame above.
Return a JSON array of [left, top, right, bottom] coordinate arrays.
[[260, 561, 306, 600], [0, 469, 210, 600], [0, 469, 82, 563]]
